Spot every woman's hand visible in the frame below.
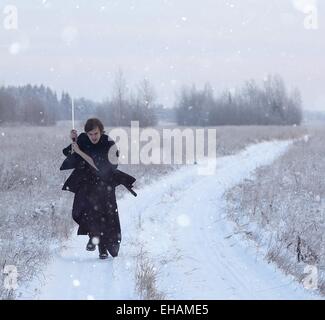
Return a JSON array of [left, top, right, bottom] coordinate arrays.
[[71, 142, 81, 154], [70, 129, 78, 141]]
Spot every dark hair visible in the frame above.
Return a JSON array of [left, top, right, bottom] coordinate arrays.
[[84, 118, 105, 134]]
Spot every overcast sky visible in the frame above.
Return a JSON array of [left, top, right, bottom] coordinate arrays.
[[0, 0, 324, 110]]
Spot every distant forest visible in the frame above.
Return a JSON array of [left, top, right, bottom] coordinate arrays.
[[0, 71, 160, 127], [0, 73, 302, 127], [176, 74, 302, 126]]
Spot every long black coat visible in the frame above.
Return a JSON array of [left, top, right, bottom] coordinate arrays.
[[60, 132, 134, 256]]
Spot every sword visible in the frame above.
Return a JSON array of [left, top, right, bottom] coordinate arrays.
[[72, 97, 75, 134], [71, 97, 76, 153]]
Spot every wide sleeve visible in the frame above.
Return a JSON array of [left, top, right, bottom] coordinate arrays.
[[60, 135, 85, 171], [62, 144, 72, 157]]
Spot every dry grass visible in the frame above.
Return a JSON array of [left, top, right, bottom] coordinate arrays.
[[226, 125, 325, 296], [134, 247, 166, 300]]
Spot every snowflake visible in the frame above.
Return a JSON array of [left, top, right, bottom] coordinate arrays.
[[92, 237, 100, 245], [73, 279, 80, 287]]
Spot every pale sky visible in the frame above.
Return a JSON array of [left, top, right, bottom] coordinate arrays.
[[0, 0, 324, 110]]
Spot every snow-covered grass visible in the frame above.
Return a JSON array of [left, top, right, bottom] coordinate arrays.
[[0, 123, 306, 299], [226, 127, 325, 296], [135, 247, 166, 300]]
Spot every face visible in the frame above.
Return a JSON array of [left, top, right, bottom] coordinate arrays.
[[87, 127, 101, 144]]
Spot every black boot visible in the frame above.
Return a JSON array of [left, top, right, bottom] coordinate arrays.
[[86, 236, 96, 251], [98, 243, 108, 260], [107, 243, 120, 258]]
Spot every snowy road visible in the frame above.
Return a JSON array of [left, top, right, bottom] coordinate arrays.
[[20, 140, 319, 299]]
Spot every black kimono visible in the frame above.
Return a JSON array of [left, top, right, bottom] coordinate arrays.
[[60, 132, 135, 257]]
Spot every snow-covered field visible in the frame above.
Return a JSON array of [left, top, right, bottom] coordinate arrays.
[[18, 139, 320, 300], [0, 124, 306, 299], [227, 128, 325, 295]]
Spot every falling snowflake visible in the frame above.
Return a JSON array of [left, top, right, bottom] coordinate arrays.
[[292, 0, 316, 12], [73, 279, 80, 287], [91, 237, 100, 245]]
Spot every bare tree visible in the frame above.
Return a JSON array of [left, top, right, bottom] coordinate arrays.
[[112, 68, 129, 126], [135, 78, 158, 127]]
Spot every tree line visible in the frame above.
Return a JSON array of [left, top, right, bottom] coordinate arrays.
[[0, 71, 158, 127], [175, 74, 303, 126], [0, 73, 303, 127]]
